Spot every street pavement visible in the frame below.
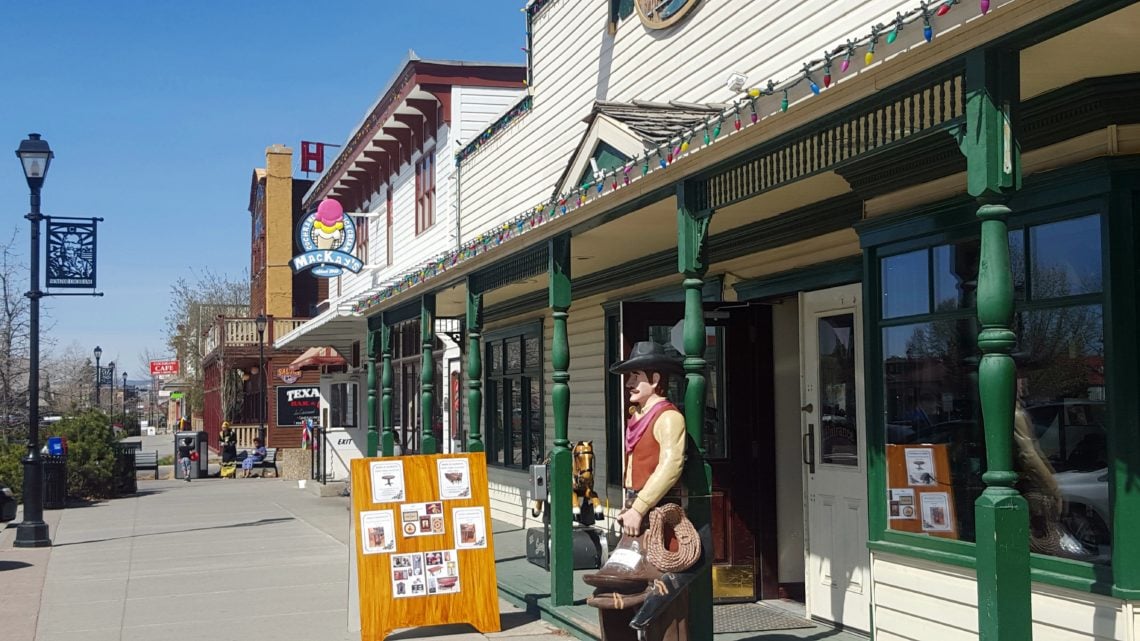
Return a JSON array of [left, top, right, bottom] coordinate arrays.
[[0, 461, 571, 641]]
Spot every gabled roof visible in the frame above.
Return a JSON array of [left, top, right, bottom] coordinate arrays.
[[554, 100, 724, 195], [591, 100, 724, 144]]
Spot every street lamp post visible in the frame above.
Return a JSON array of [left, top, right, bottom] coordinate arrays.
[[13, 133, 52, 548], [255, 314, 267, 444], [108, 361, 116, 417], [93, 345, 102, 406], [122, 372, 128, 427]]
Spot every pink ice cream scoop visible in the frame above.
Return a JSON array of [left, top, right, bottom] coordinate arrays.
[[315, 198, 344, 229]]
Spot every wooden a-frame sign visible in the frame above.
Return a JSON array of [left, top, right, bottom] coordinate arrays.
[[351, 452, 500, 640]]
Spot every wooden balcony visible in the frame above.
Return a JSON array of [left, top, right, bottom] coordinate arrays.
[[203, 316, 309, 363]]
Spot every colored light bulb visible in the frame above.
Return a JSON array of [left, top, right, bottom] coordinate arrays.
[[660, 158, 667, 169], [841, 55, 851, 73], [624, 164, 631, 175], [751, 112, 758, 124], [673, 145, 681, 156], [936, 2, 951, 16], [713, 124, 721, 138], [810, 80, 820, 95], [780, 92, 789, 112], [597, 182, 604, 193], [623, 175, 629, 186], [642, 163, 649, 175], [865, 50, 874, 65], [612, 181, 617, 190], [886, 29, 898, 45], [680, 140, 689, 153], [703, 132, 711, 145], [924, 23, 933, 42], [734, 118, 741, 131], [748, 88, 760, 98], [823, 70, 832, 88], [980, 0, 990, 13]]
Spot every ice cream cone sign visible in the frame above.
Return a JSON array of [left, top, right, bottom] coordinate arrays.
[[291, 197, 363, 278]]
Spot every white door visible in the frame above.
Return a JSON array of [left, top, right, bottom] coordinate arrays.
[[801, 284, 870, 632]]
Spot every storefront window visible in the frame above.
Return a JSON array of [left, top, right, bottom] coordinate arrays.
[[329, 382, 357, 428], [484, 324, 543, 469], [880, 214, 1109, 565]]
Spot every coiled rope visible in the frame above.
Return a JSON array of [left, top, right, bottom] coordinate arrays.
[[645, 503, 700, 573]]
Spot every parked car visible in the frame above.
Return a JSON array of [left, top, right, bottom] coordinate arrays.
[[0, 487, 16, 522]]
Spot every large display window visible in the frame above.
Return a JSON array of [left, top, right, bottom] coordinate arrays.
[[877, 213, 1107, 564]]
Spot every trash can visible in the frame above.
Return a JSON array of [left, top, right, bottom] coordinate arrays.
[[174, 431, 209, 479], [42, 454, 67, 509], [112, 443, 138, 496]]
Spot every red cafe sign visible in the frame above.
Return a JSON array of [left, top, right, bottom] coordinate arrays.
[[149, 360, 179, 376]]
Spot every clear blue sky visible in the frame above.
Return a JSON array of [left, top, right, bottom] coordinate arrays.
[[0, 1, 525, 381]]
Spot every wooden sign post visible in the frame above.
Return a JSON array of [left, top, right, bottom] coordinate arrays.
[[351, 452, 500, 640]]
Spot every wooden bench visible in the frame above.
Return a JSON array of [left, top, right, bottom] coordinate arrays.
[[241, 448, 279, 477], [134, 451, 159, 479]]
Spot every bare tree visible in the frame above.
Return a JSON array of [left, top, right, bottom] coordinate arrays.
[[163, 269, 249, 417], [0, 233, 31, 443], [43, 342, 96, 415]]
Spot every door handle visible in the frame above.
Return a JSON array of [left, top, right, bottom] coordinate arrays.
[[802, 424, 816, 474]]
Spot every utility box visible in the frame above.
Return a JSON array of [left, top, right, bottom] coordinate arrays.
[[175, 431, 209, 479], [529, 463, 548, 503]]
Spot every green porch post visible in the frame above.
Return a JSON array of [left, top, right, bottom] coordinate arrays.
[[677, 180, 713, 639], [465, 279, 484, 453], [381, 315, 395, 457], [367, 327, 379, 457], [421, 295, 438, 455], [963, 50, 1031, 641], [548, 234, 574, 606]]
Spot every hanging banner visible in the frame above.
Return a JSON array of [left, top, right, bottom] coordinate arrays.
[[97, 366, 114, 385], [46, 218, 98, 288]]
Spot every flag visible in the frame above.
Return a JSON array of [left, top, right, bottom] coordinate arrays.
[[301, 141, 329, 174]]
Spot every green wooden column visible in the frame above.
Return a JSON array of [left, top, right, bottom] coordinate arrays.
[[367, 327, 379, 457], [421, 295, 438, 455], [381, 314, 396, 457], [677, 181, 713, 639], [465, 279, 485, 453], [548, 234, 574, 606], [962, 50, 1031, 641]]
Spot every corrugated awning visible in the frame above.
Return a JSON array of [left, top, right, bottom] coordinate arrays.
[[290, 346, 347, 369]]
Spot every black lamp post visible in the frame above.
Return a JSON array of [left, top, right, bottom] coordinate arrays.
[[108, 361, 115, 417], [13, 133, 52, 548], [122, 372, 128, 426], [93, 345, 102, 406], [255, 314, 267, 444]]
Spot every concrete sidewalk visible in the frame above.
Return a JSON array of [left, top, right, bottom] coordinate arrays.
[[1, 477, 569, 641]]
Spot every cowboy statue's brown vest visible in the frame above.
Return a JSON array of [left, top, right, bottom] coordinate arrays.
[[628, 425, 662, 492]]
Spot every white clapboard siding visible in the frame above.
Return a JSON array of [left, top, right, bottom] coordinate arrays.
[[458, 0, 935, 248], [872, 553, 1130, 641], [455, 85, 528, 146]]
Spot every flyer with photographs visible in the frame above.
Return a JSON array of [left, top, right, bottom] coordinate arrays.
[[436, 458, 472, 500], [888, 488, 916, 520], [424, 549, 462, 595], [360, 510, 397, 554], [452, 506, 488, 549], [905, 448, 937, 486], [920, 491, 953, 532], [370, 460, 406, 503], [390, 552, 426, 598], [400, 501, 445, 538]]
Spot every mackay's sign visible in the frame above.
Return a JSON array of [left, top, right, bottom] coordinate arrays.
[[291, 198, 362, 278], [149, 360, 179, 376]]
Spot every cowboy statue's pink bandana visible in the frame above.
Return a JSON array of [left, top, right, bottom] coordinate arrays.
[[625, 401, 678, 453]]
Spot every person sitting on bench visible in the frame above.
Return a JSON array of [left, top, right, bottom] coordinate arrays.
[[239, 438, 267, 478]]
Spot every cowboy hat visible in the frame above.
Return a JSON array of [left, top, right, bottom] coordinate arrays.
[[609, 341, 684, 376]]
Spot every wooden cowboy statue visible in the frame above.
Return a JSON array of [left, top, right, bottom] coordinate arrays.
[[584, 341, 705, 641]]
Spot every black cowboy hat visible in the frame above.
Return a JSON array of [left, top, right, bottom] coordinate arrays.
[[609, 341, 684, 376]]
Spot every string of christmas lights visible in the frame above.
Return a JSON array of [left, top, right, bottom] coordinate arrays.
[[353, 0, 988, 314]]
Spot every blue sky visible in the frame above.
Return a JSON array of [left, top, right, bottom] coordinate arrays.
[[0, 1, 526, 381]]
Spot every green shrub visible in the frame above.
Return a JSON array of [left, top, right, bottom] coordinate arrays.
[[0, 441, 24, 502], [50, 411, 118, 500]]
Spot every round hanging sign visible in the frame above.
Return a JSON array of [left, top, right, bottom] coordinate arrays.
[[635, 0, 702, 30]]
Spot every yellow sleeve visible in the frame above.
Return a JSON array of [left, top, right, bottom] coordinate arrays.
[[631, 409, 686, 515]]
